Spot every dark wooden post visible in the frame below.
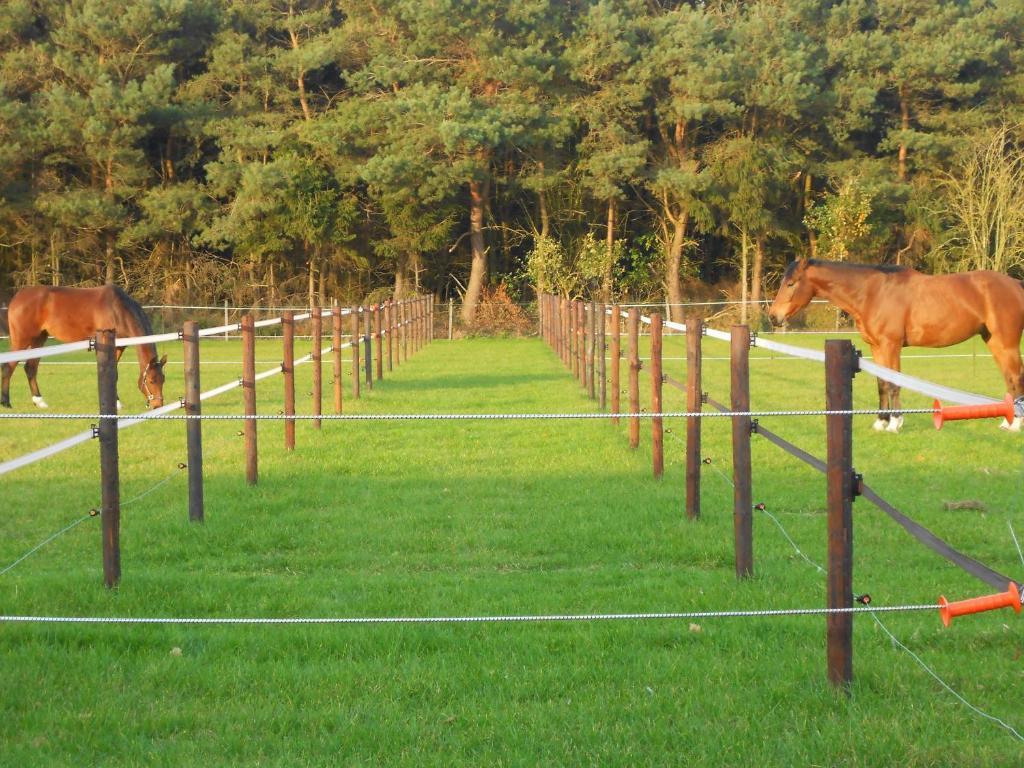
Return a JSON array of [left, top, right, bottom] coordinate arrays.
[[387, 300, 394, 372], [611, 305, 621, 423], [95, 328, 120, 587], [598, 303, 607, 410], [627, 308, 640, 449], [332, 307, 343, 414], [825, 339, 856, 689], [578, 302, 587, 388], [588, 300, 597, 399], [686, 315, 703, 520], [351, 306, 361, 399], [650, 313, 664, 479], [182, 320, 204, 522], [731, 325, 753, 578], [569, 301, 578, 378], [560, 298, 567, 366], [374, 303, 383, 381], [311, 309, 322, 430], [283, 311, 295, 450], [364, 306, 373, 388], [241, 314, 258, 485]]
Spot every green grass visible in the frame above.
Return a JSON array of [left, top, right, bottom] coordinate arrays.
[[1, 331, 1023, 766]]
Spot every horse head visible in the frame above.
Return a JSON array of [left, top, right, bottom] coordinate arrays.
[[768, 258, 816, 326], [139, 354, 167, 408]]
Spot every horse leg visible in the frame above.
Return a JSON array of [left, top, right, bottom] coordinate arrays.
[[872, 342, 904, 433], [872, 373, 890, 431], [886, 382, 903, 433], [115, 346, 124, 411], [1, 361, 15, 408], [24, 358, 48, 408], [986, 339, 1024, 433]]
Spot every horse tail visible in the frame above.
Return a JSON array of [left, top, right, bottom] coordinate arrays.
[[112, 286, 153, 337]]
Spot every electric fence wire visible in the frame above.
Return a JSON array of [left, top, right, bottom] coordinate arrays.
[[696, 445, 1024, 744], [0, 463, 185, 578]]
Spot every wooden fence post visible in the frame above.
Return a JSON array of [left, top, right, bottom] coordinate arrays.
[[241, 314, 258, 485], [825, 339, 856, 689], [364, 306, 373, 388], [351, 306, 361, 399], [588, 300, 597, 400], [312, 308, 322, 430], [599, 303, 607, 410], [651, 313, 664, 479], [578, 302, 587, 389], [611, 305, 621, 423], [95, 328, 120, 587], [628, 308, 640, 449], [182, 320, 204, 522], [387, 300, 394, 372], [332, 307, 343, 414], [374, 303, 383, 381], [731, 325, 753, 578], [448, 298, 454, 341], [283, 310, 295, 450], [686, 315, 703, 520]]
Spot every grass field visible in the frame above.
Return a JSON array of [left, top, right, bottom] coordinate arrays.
[[1, 328, 1022, 766]]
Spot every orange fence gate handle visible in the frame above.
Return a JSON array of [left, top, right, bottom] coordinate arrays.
[[938, 582, 1022, 626]]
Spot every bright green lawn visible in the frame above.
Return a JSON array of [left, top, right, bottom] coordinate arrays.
[[1, 331, 1022, 766]]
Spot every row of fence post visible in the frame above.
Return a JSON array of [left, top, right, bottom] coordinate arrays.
[[538, 291, 856, 689], [94, 295, 434, 589]]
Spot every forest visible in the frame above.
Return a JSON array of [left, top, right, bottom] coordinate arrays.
[[1, 0, 1023, 324]]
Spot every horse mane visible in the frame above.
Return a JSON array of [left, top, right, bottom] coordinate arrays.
[[787, 259, 910, 279], [112, 286, 154, 337]]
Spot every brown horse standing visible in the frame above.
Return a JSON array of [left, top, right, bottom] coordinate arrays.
[[1, 285, 166, 410], [767, 258, 1024, 432]]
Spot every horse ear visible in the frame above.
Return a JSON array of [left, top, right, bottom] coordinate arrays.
[[159, 354, 167, 367]]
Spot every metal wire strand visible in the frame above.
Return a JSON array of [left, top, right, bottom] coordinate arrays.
[[0, 408, 939, 422], [0, 463, 185, 578], [0, 604, 938, 625]]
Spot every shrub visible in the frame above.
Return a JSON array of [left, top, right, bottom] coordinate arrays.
[[466, 284, 534, 337]]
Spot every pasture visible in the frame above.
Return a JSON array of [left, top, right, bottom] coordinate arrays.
[[1, 330, 1022, 766]]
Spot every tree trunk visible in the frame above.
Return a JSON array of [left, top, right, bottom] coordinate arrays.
[[105, 238, 116, 285], [307, 254, 316, 308], [898, 89, 909, 182], [604, 198, 615, 302], [539, 188, 550, 240], [393, 254, 408, 299], [739, 229, 749, 326], [50, 231, 60, 286], [664, 211, 688, 323], [461, 178, 489, 324], [804, 172, 817, 257], [751, 234, 765, 326]]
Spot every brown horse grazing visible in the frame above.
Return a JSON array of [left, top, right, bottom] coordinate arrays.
[[1, 285, 166, 410], [767, 258, 1024, 433]]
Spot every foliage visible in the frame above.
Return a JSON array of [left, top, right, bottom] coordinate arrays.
[[804, 176, 875, 262], [0, 0, 1022, 306], [933, 125, 1024, 275], [464, 282, 533, 337]]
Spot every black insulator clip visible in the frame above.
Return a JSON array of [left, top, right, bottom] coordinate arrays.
[[177, 462, 187, 470], [90, 423, 99, 439], [853, 348, 863, 376], [750, 419, 759, 434], [753, 502, 766, 511], [701, 457, 713, 465], [665, 428, 673, 434], [236, 430, 244, 437], [749, 332, 758, 348], [661, 374, 668, 383], [177, 330, 185, 340], [179, 397, 186, 408], [851, 472, 863, 498], [855, 594, 872, 605], [701, 392, 709, 404], [88, 337, 96, 351], [88, 508, 100, 517]]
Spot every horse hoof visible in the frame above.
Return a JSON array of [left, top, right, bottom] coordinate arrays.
[[999, 416, 1022, 433], [885, 416, 903, 433], [32, 396, 49, 409], [872, 418, 888, 432]]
